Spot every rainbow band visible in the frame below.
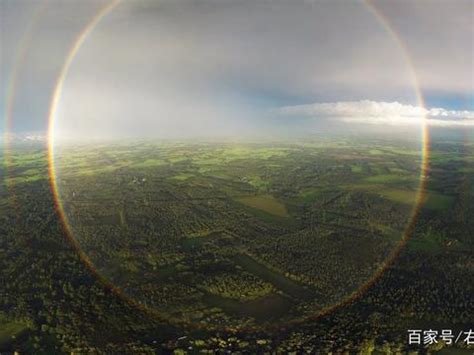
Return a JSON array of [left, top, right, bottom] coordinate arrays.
[[46, 0, 182, 329], [45, 0, 157, 321], [3, 1, 49, 140], [2, 1, 50, 228], [42, 0, 430, 332]]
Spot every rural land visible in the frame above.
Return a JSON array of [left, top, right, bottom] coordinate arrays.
[[1, 136, 473, 353]]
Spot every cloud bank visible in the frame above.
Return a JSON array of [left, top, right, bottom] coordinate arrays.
[[274, 100, 474, 127], [4, 0, 471, 138]]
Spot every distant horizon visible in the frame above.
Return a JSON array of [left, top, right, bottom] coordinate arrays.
[[4, 123, 474, 142]]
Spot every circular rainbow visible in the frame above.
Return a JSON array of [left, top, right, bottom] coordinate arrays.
[[3, 0, 430, 332]]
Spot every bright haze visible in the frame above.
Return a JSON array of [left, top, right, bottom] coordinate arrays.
[[2, 0, 473, 141]]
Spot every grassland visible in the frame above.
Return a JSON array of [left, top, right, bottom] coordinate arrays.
[[235, 195, 288, 217], [24, 138, 465, 329], [1, 137, 472, 353], [0, 313, 30, 348]]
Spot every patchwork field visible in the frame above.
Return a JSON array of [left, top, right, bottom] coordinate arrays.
[[2, 138, 473, 352], [236, 195, 288, 217], [38, 139, 433, 328]]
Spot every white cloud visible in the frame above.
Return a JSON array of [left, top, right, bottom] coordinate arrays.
[[3, 131, 47, 142], [274, 100, 474, 127]]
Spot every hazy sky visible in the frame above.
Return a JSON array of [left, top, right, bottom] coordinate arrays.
[[1, 0, 473, 139]]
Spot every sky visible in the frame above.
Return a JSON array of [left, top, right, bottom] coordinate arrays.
[[1, 0, 473, 140]]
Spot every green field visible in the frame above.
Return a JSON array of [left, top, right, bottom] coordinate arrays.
[[3, 138, 467, 332], [45, 140, 426, 327], [1, 137, 472, 353], [0, 314, 30, 348], [235, 194, 288, 217]]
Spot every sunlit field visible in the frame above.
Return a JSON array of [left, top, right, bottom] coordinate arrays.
[[49, 138, 427, 328]]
